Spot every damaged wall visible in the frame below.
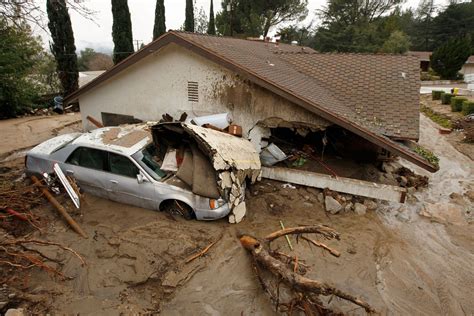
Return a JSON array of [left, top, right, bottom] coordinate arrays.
[[78, 43, 330, 137]]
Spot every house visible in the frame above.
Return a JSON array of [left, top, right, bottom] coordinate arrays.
[[408, 51, 431, 72], [64, 31, 436, 172], [460, 55, 474, 86]]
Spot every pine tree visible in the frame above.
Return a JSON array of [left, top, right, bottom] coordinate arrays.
[[153, 0, 166, 40], [46, 0, 78, 97], [430, 37, 471, 80], [207, 0, 216, 35], [185, 0, 194, 32], [111, 0, 134, 64]]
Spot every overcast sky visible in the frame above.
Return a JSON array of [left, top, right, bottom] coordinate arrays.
[[33, 0, 451, 53]]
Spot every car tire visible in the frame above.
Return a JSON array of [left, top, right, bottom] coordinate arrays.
[[161, 200, 195, 220]]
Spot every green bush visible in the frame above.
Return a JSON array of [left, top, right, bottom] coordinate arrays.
[[451, 97, 467, 112], [441, 93, 453, 105], [432, 90, 444, 100], [462, 101, 474, 115]]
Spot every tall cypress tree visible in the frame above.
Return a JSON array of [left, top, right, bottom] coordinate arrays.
[[207, 0, 216, 35], [153, 0, 166, 40], [46, 0, 78, 97], [184, 0, 194, 32], [111, 0, 134, 64]]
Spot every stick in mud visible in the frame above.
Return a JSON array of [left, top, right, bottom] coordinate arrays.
[[31, 176, 88, 238], [185, 240, 218, 264]]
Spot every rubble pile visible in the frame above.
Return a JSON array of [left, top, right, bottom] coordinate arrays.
[[380, 161, 429, 190]]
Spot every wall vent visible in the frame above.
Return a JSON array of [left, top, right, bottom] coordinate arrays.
[[187, 81, 199, 102]]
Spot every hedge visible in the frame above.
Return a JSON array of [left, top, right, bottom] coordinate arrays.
[[462, 100, 474, 115], [451, 97, 467, 112], [441, 93, 453, 105], [432, 90, 444, 100]]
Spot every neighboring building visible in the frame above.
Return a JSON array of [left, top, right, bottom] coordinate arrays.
[[65, 31, 436, 172], [78, 71, 106, 87], [460, 55, 474, 85], [408, 51, 431, 72]]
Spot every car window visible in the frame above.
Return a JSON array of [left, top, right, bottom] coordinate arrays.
[[132, 144, 167, 181], [67, 147, 107, 171], [108, 152, 139, 178]]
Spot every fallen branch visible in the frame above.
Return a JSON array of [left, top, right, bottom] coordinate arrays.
[[301, 235, 341, 257], [265, 225, 340, 243], [10, 239, 86, 266], [240, 225, 376, 314], [185, 240, 218, 264]]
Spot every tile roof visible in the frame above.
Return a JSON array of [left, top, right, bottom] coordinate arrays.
[[64, 31, 436, 172], [408, 51, 431, 61], [177, 32, 420, 140]]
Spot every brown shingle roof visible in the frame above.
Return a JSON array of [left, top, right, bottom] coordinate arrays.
[[64, 31, 436, 172], [408, 51, 431, 62], [278, 53, 420, 139]]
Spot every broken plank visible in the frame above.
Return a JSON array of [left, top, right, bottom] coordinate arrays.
[[261, 166, 406, 203]]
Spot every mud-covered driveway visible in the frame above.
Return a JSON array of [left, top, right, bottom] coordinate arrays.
[[0, 113, 473, 315]]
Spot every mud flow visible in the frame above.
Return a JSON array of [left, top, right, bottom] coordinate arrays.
[[0, 114, 473, 315]]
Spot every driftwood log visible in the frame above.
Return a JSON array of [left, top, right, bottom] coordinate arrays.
[[240, 225, 376, 315]]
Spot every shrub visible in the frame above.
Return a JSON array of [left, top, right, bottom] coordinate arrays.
[[441, 93, 453, 105], [462, 101, 474, 115], [414, 145, 439, 169], [432, 90, 444, 100], [451, 97, 467, 112]]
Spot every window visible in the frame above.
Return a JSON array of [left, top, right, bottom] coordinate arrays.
[[132, 144, 166, 181], [187, 81, 199, 102], [67, 147, 107, 171], [108, 153, 139, 178]]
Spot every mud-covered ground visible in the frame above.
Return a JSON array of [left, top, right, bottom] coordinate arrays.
[[0, 113, 473, 315]]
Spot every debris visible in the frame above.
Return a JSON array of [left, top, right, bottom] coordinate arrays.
[[188, 113, 232, 130], [31, 176, 87, 238], [325, 196, 342, 214], [5, 308, 24, 316], [240, 225, 376, 314], [262, 166, 407, 203], [228, 202, 246, 224], [53, 163, 80, 209], [279, 220, 293, 251], [354, 203, 367, 215], [86, 115, 103, 128], [152, 122, 260, 223], [281, 183, 296, 189], [344, 202, 354, 212], [1, 208, 28, 221], [364, 200, 378, 211], [185, 239, 219, 264], [301, 235, 340, 257], [226, 124, 242, 137], [260, 143, 287, 166]]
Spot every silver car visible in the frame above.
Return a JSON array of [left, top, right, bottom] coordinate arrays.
[[25, 124, 230, 220]]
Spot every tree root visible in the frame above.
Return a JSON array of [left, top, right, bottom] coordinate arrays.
[[240, 225, 376, 315]]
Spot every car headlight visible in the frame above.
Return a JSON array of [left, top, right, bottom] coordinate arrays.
[[209, 198, 226, 209]]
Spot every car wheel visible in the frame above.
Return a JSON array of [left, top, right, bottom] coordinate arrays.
[[161, 200, 194, 220]]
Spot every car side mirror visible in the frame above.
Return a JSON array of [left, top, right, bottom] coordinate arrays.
[[137, 173, 148, 184]]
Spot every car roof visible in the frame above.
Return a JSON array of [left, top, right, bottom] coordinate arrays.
[[72, 124, 154, 156]]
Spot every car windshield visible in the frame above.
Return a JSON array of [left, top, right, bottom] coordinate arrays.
[[132, 143, 167, 181]]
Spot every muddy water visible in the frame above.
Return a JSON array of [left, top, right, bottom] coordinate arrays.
[[11, 113, 473, 315], [375, 114, 474, 315]]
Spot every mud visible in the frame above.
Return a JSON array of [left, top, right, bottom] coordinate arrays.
[[0, 113, 473, 315]]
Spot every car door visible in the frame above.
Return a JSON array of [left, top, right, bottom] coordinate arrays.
[[105, 152, 158, 210], [63, 147, 109, 198]]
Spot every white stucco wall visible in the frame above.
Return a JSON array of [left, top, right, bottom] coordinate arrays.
[[461, 64, 474, 84], [78, 43, 330, 135]]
